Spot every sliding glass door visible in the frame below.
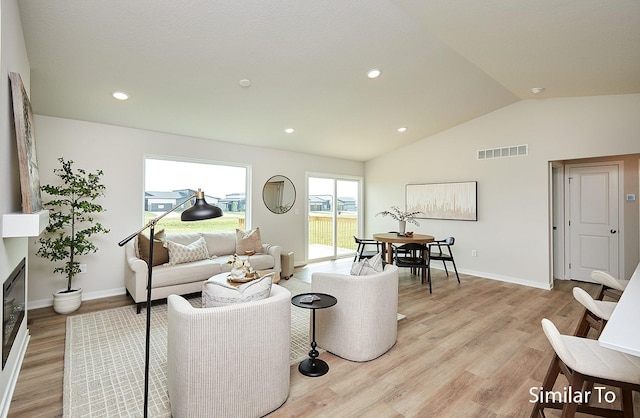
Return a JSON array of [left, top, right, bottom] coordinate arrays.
[[307, 174, 362, 262]]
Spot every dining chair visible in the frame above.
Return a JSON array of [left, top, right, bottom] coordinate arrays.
[[393, 243, 430, 292], [427, 237, 460, 287], [590, 270, 629, 301], [571, 287, 617, 338], [530, 318, 640, 418], [353, 236, 383, 262], [571, 286, 618, 398], [387, 231, 410, 258]]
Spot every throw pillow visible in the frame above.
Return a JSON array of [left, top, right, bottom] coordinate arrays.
[[368, 252, 384, 272], [137, 229, 169, 267], [164, 236, 210, 265], [202, 273, 273, 308], [236, 227, 263, 254], [350, 252, 384, 276]]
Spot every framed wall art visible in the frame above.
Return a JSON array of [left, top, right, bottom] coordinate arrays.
[[9, 72, 42, 213], [406, 181, 477, 221]]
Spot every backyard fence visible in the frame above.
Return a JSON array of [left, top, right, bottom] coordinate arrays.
[[308, 214, 357, 250]]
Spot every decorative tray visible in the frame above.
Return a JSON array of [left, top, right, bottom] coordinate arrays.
[[227, 273, 260, 283]]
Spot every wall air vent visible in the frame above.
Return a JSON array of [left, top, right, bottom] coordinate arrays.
[[477, 144, 528, 160]]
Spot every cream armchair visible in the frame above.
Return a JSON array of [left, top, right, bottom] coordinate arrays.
[[167, 285, 291, 418], [311, 264, 399, 362]]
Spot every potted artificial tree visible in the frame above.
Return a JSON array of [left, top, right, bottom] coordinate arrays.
[[36, 158, 109, 314]]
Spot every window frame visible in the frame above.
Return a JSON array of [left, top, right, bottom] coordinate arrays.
[[143, 155, 252, 232]]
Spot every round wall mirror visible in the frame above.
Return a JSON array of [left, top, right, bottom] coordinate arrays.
[[263, 175, 296, 214]]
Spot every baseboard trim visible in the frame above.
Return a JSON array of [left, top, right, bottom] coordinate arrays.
[[28, 287, 127, 310], [457, 267, 552, 290]]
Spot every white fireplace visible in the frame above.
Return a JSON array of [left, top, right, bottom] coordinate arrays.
[[0, 212, 47, 416]]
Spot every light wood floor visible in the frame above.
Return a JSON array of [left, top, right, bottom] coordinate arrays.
[[8, 260, 639, 417]]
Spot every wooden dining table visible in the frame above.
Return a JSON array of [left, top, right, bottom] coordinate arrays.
[[373, 232, 435, 264]]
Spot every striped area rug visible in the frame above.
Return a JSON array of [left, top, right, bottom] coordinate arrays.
[[63, 277, 312, 418]]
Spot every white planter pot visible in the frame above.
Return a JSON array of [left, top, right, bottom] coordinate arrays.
[[53, 288, 82, 314]]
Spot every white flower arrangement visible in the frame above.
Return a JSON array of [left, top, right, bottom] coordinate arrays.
[[227, 254, 254, 274], [376, 206, 423, 226]]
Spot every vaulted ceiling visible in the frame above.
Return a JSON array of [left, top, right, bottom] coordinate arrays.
[[17, 0, 640, 161]]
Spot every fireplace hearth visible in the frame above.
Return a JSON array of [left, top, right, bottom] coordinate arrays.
[[3, 258, 25, 369]]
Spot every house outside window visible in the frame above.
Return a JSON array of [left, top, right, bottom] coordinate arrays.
[[144, 157, 249, 233]]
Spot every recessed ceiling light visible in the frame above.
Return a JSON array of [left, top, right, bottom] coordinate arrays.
[[239, 79, 252, 88], [367, 69, 381, 79], [112, 91, 129, 101], [284, 128, 295, 134], [531, 87, 545, 94], [397, 127, 408, 133]]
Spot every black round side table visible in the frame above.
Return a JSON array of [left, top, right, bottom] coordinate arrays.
[[291, 292, 337, 377]]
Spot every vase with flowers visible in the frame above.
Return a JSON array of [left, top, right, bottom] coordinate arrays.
[[376, 206, 423, 235], [227, 254, 255, 280]]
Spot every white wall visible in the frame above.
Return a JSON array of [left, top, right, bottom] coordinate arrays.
[[364, 94, 640, 289], [27, 116, 364, 306], [0, 0, 32, 414]]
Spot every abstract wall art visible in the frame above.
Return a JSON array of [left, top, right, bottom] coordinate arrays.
[[9, 72, 42, 213], [406, 181, 477, 221]]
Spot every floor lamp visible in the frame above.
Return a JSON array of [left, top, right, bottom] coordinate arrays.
[[118, 189, 222, 418]]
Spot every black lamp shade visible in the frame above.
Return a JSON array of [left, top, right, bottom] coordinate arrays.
[[181, 191, 223, 221]]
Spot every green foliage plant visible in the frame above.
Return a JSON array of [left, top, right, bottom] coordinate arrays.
[[376, 206, 423, 226], [36, 158, 109, 293]]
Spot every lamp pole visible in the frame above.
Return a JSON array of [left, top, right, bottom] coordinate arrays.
[[118, 189, 222, 417]]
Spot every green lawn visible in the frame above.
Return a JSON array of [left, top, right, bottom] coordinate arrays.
[[144, 212, 244, 233]]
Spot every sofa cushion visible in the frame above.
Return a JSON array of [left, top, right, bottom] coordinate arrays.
[[236, 228, 263, 254], [165, 233, 202, 246], [202, 232, 236, 257], [202, 273, 273, 308], [138, 229, 169, 267], [150, 260, 223, 288], [350, 252, 384, 276], [368, 252, 384, 271], [165, 236, 211, 265]]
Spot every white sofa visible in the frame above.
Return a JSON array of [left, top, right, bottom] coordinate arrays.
[[311, 264, 399, 362], [167, 285, 291, 418], [125, 232, 281, 313]]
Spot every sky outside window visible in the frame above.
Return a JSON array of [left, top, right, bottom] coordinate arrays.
[[144, 158, 246, 199]]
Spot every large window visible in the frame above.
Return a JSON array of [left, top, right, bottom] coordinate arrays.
[[144, 157, 248, 233]]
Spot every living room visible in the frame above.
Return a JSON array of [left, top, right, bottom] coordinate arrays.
[[2, 0, 640, 416]]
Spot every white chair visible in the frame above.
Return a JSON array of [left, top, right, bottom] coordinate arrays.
[[591, 270, 629, 301], [572, 287, 617, 338], [311, 264, 399, 362], [167, 285, 291, 418], [530, 318, 640, 417]]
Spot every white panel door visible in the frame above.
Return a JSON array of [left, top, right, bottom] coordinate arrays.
[[567, 165, 619, 281]]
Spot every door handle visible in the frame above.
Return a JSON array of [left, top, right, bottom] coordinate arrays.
[[610, 229, 617, 234]]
